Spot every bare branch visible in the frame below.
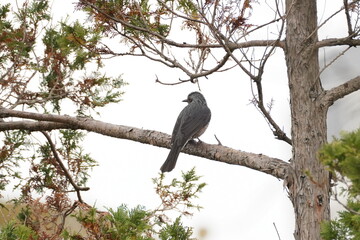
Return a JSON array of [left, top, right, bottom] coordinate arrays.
[[321, 75, 360, 107], [156, 0, 206, 25], [334, 192, 360, 216], [344, 0, 354, 36], [0, 63, 15, 82], [229, 40, 285, 50], [240, 9, 291, 144], [251, 95, 292, 145], [316, 37, 360, 48], [307, 0, 360, 46], [0, 108, 289, 179], [80, 0, 285, 86]]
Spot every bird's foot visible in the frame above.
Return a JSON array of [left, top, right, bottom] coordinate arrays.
[[187, 138, 204, 145], [188, 139, 197, 144]]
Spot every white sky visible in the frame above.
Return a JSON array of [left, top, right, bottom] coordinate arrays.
[[3, 0, 360, 239]]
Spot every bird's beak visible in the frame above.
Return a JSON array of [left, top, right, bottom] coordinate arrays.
[[182, 99, 189, 103]]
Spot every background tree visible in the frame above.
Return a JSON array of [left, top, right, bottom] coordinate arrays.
[[1, 0, 360, 239]]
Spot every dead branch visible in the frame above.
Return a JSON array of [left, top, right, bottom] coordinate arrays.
[[320, 75, 360, 107], [223, 7, 291, 144], [316, 37, 360, 48]]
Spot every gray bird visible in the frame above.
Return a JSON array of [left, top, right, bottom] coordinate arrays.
[[160, 92, 211, 172]]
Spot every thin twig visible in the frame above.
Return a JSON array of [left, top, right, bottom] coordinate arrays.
[[246, 3, 291, 145], [334, 193, 360, 216], [155, 75, 190, 85], [214, 134, 222, 146], [273, 222, 282, 240], [319, 46, 351, 77], [307, 0, 360, 43], [57, 201, 79, 235]]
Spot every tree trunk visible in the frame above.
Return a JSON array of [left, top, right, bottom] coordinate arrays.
[[285, 0, 331, 239]]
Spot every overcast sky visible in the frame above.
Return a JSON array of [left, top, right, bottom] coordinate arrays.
[[4, 0, 360, 239]]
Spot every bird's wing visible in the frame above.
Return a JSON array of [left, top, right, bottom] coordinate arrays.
[[171, 113, 182, 144], [179, 104, 211, 139]]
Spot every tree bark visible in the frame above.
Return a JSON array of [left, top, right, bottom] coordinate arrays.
[[285, 0, 330, 239], [0, 108, 289, 179]]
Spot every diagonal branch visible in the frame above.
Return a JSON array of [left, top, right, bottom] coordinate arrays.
[[320, 75, 360, 107], [0, 108, 289, 179], [248, 14, 292, 145], [41, 131, 89, 203]]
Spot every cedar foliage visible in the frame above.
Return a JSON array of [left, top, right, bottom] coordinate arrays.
[[320, 129, 360, 240]]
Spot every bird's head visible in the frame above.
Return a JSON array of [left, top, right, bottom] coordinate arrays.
[[182, 91, 207, 105]]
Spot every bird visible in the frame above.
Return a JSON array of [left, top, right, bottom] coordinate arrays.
[[160, 91, 211, 172]]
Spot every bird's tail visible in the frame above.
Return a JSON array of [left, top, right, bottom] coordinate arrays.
[[160, 146, 181, 172]]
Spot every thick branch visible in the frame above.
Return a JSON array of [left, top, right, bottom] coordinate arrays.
[[321, 75, 360, 107], [0, 120, 74, 131], [316, 37, 360, 48], [343, 0, 354, 36], [0, 108, 289, 179]]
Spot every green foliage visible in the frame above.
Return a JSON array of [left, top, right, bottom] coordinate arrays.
[[321, 209, 360, 240], [70, 204, 153, 239], [0, 220, 38, 240], [0, 0, 49, 63], [0, 4, 10, 19], [19, 0, 50, 23], [154, 167, 206, 212], [319, 128, 360, 240], [0, 131, 30, 194], [320, 220, 351, 240], [42, 20, 101, 71], [1, 1, 208, 239], [106, 205, 152, 239], [61, 169, 206, 239], [40, 19, 125, 113], [21, 130, 96, 195], [320, 128, 360, 196], [59, 130, 97, 186], [78, 0, 171, 40], [177, 0, 198, 16], [0, 0, 124, 199], [1, 169, 205, 239], [159, 217, 193, 240], [0, 0, 126, 113]]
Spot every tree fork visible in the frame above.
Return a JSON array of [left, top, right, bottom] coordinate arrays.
[[285, 0, 331, 239]]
